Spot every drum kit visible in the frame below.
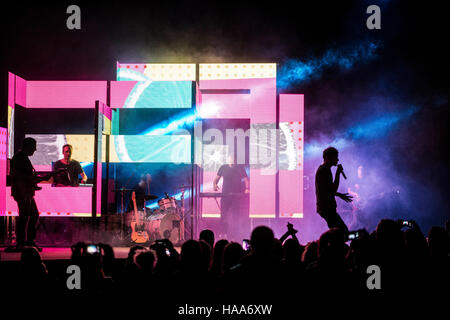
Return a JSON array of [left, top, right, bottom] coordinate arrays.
[[128, 192, 185, 244], [114, 182, 190, 245]]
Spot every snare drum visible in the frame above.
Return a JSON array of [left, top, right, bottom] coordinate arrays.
[[158, 197, 177, 210]]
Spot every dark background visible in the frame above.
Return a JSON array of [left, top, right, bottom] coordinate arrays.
[[1, 1, 448, 235]]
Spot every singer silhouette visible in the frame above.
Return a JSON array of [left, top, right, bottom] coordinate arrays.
[[315, 147, 352, 232]]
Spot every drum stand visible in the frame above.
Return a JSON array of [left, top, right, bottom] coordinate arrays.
[[116, 187, 130, 242], [179, 188, 186, 242]]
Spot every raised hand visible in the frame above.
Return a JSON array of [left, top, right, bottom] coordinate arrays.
[[338, 192, 353, 203], [287, 222, 298, 235]]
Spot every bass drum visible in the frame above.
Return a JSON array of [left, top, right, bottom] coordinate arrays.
[[159, 212, 182, 243]]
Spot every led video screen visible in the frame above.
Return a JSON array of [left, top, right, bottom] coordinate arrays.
[[26, 134, 191, 164]]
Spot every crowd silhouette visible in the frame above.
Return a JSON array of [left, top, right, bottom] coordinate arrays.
[[1, 219, 448, 307]]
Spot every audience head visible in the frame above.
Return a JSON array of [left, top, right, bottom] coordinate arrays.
[[250, 226, 275, 256], [273, 239, 283, 262], [428, 226, 447, 260], [375, 219, 404, 249], [403, 227, 429, 261], [211, 239, 229, 275], [10, 219, 449, 298], [199, 240, 213, 272], [19, 247, 47, 289], [135, 250, 156, 274], [180, 240, 202, 272], [20, 247, 47, 278], [127, 245, 146, 261], [21, 247, 43, 266], [223, 242, 244, 272], [302, 241, 319, 265], [347, 229, 373, 267], [283, 238, 304, 263], [318, 228, 348, 264], [199, 229, 215, 248]]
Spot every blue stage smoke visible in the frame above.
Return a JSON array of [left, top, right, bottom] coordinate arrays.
[[346, 106, 419, 140], [305, 105, 419, 158], [278, 41, 380, 89]]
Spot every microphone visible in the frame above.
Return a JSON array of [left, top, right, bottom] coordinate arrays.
[[338, 164, 347, 179]]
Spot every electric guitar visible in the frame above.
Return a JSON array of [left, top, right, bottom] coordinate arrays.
[[130, 191, 149, 244]]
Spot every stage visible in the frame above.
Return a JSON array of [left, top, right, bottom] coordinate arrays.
[[0, 246, 181, 262]]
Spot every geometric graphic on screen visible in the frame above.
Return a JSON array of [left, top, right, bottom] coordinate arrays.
[[117, 68, 192, 108], [110, 135, 191, 163], [279, 121, 303, 171], [249, 123, 276, 170], [26, 134, 191, 164], [26, 134, 96, 165]]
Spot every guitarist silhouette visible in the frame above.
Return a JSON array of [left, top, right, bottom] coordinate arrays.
[[9, 138, 53, 251]]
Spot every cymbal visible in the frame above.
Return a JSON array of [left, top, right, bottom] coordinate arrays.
[[113, 188, 134, 191], [144, 194, 158, 200], [175, 185, 192, 189]]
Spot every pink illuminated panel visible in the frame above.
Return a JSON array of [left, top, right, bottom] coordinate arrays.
[[26, 81, 107, 108], [280, 94, 304, 122], [198, 79, 276, 122], [110, 81, 138, 109], [0, 128, 7, 215], [279, 94, 304, 218], [95, 161, 102, 215], [15, 75, 27, 107], [7, 73, 15, 158], [198, 93, 250, 119], [8, 72, 14, 108], [199, 72, 277, 219], [99, 101, 112, 134], [5, 185, 93, 217], [249, 169, 276, 218]]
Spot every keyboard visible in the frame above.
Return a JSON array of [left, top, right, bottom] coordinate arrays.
[[79, 183, 94, 187], [199, 192, 246, 198]]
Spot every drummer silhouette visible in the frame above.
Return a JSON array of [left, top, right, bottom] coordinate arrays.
[[128, 173, 153, 243]]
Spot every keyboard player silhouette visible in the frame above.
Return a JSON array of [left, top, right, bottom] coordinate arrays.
[[212, 155, 249, 241]]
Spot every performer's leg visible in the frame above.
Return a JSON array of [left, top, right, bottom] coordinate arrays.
[[333, 212, 348, 232], [319, 211, 348, 232], [26, 198, 40, 243], [220, 199, 232, 238], [16, 198, 31, 246], [230, 198, 243, 241]]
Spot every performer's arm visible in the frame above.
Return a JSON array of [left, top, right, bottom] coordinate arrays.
[[80, 171, 88, 184], [213, 175, 221, 191], [243, 177, 249, 193], [279, 223, 298, 243], [334, 166, 353, 203], [75, 162, 87, 184], [333, 166, 342, 194]]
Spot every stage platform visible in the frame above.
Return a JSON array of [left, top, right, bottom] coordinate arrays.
[[0, 246, 182, 262]]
